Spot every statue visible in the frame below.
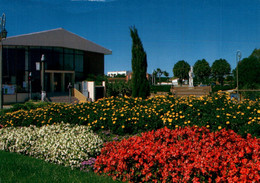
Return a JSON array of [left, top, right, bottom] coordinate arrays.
[[189, 66, 194, 87]]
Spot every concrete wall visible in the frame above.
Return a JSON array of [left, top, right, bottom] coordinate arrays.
[[4, 93, 29, 104], [87, 81, 95, 102]]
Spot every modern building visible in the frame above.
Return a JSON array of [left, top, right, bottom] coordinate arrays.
[[2, 28, 111, 103]]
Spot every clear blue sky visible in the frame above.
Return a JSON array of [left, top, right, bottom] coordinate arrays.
[[1, 0, 260, 76]]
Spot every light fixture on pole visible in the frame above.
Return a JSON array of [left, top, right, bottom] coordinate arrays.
[[0, 13, 7, 109], [41, 54, 45, 102], [236, 50, 241, 100]]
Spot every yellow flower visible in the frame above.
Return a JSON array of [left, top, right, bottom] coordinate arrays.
[[101, 126, 104, 128], [168, 118, 173, 123], [216, 115, 220, 118], [122, 125, 125, 129], [206, 125, 210, 128], [226, 121, 230, 125], [218, 126, 222, 130], [175, 125, 178, 128], [257, 110, 260, 114]]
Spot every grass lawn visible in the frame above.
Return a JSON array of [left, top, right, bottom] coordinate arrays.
[[0, 150, 121, 183]]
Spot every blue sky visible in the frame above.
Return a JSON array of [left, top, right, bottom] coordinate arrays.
[[1, 0, 260, 76]]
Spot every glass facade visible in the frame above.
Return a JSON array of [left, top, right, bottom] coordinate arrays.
[[3, 46, 85, 93]]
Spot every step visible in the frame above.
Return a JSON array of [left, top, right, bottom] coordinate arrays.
[[48, 96, 79, 104]]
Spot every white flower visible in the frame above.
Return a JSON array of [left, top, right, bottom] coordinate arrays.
[[0, 122, 103, 168]]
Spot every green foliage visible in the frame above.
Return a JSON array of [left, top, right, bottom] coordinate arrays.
[[173, 60, 190, 86], [106, 81, 132, 97], [233, 50, 260, 100], [212, 85, 234, 93], [0, 151, 119, 183], [130, 26, 150, 99], [153, 68, 169, 84], [86, 74, 106, 86], [211, 59, 231, 86], [150, 85, 171, 93], [250, 48, 260, 58], [1, 102, 50, 115], [1, 94, 259, 138], [193, 59, 211, 84], [236, 56, 260, 89]]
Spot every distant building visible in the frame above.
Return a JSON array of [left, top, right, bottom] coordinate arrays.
[[107, 71, 130, 77], [171, 78, 179, 86]]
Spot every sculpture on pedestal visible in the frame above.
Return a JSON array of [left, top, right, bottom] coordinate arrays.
[[189, 66, 194, 87]]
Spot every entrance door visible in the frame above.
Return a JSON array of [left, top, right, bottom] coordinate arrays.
[[54, 73, 62, 92], [45, 71, 75, 94]]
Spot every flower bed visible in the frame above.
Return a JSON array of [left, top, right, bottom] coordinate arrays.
[[0, 123, 103, 168], [94, 126, 260, 183], [0, 93, 260, 137]]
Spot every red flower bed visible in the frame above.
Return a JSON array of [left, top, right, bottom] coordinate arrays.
[[94, 126, 260, 183]]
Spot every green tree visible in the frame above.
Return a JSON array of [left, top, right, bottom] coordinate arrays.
[[163, 71, 169, 82], [156, 68, 163, 84], [234, 53, 260, 99], [130, 26, 150, 98], [211, 59, 231, 86], [173, 60, 190, 86], [193, 59, 211, 85], [250, 48, 260, 59]]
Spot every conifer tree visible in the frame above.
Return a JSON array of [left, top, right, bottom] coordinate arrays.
[[130, 26, 150, 98]]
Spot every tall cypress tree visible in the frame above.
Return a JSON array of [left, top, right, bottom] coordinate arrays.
[[130, 26, 150, 99]]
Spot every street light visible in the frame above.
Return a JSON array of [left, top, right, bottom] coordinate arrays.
[[41, 54, 45, 102], [0, 13, 7, 109], [236, 50, 241, 100]]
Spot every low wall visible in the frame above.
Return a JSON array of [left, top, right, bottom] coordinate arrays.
[[4, 93, 29, 104], [171, 86, 212, 97]]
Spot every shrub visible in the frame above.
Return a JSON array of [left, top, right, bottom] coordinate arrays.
[[106, 81, 132, 97], [95, 126, 260, 183], [0, 123, 103, 168], [212, 85, 234, 93], [150, 85, 171, 93]]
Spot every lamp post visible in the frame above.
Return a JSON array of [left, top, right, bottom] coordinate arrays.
[[0, 13, 7, 109], [41, 54, 45, 102], [236, 50, 241, 100]]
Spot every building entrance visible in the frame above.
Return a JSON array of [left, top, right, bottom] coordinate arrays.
[[45, 70, 75, 93]]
